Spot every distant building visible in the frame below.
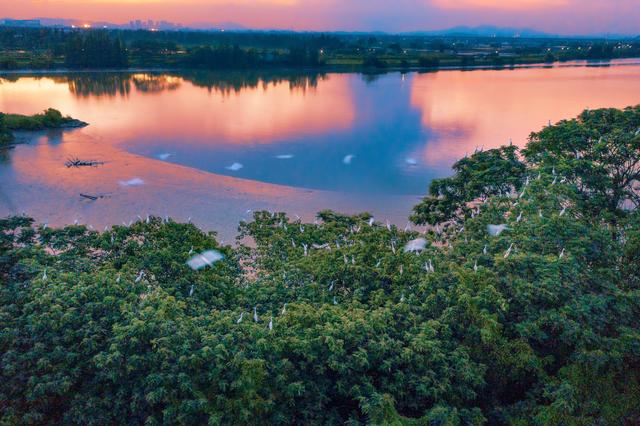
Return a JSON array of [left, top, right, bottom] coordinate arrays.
[[3, 19, 41, 28]]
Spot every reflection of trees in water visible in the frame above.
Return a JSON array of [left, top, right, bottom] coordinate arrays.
[[62, 74, 132, 98], [132, 74, 181, 93], [178, 70, 327, 96], [3, 71, 327, 99]]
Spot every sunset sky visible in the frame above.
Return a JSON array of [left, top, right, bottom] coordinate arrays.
[[1, 0, 638, 35]]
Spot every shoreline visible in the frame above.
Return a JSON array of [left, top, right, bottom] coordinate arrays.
[[1, 57, 639, 77]]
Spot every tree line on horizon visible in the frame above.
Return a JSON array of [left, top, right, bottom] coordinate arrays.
[[1, 26, 639, 71]]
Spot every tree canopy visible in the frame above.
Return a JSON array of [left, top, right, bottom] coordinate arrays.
[[1, 106, 639, 424]]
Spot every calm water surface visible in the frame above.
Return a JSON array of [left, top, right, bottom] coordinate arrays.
[[1, 60, 640, 239]]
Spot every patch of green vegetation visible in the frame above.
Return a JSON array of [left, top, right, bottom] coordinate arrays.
[[0, 108, 86, 146], [1, 106, 639, 424], [4, 108, 84, 131]]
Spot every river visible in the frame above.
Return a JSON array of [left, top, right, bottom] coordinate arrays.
[[1, 59, 639, 240]]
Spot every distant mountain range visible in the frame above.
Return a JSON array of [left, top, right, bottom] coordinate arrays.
[[407, 25, 550, 38], [1, 18, 636, 39]]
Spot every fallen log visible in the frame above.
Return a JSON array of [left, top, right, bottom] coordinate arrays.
[[80, 194, 99, 201]]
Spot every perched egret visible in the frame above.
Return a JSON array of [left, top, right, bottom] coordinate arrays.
[[253, 307, 259, 323], [504, 244, 514, 259], [237, 312, 244, 324]]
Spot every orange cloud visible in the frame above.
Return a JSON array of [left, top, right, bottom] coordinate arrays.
[[431, 0, 568, 10]]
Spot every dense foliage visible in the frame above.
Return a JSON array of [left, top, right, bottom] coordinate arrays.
[[64, 31, 128, 69], [1, 107, 639, 424], [413, 106, 640, 225], [2, 26, 639, 71]]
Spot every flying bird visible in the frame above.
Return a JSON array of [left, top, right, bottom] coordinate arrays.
[[487, 224, 509, 236], [404, 238, 427, 253], [187, 250, 224, 270], [119, 178, 144, 187], [226, 162, 244, 171]]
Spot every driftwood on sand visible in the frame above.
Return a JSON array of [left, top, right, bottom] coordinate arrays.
[[65, 157, 104, 168], [80, 193, 107, 201]]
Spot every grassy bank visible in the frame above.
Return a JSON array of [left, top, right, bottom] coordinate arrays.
[[0, 108, 87, 146], [1, 106, 639, 424]]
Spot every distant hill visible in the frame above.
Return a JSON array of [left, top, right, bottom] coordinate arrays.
[[407, 25, 550, 38]]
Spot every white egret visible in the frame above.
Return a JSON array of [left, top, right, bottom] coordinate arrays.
[[226, 163, 244, 171], [343, 155, 355, 165], [487, 224, 509, 236], [119, 178, 144, 187], [253, 307, 259, 323], [187, 250, 224, 270], [405, 158, 418, 166], [404, 238, 427, 253], [504, 244, 514, 259]]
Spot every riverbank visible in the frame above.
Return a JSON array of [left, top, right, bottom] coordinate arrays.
[[1, 57, 639, 77]]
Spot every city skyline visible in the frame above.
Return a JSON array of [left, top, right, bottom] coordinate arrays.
[[1, 0, 638, 35]]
